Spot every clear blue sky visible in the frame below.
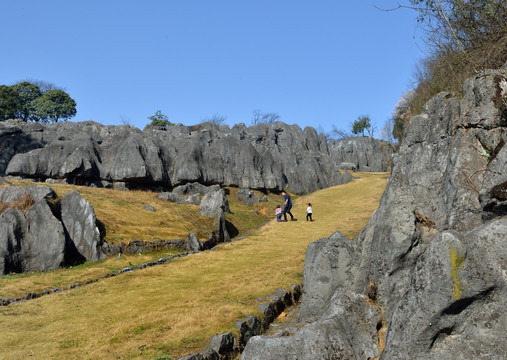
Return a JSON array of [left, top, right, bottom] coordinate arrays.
[[0, 1, 423, 136]]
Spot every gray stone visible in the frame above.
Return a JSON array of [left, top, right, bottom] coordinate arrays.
[[299, 231, 357, 323], [24, 199, 66, 272], [337, 161, 357, 172], [258, 299, 285, 330], [235, 315, 262, 347], [209, 332, 235, 356], [0, 184, 56, 203], [173, 182, 213, 195], [199, 188, 230, 217], [236, 188, 261, 206], [187, 232, 203, 252], [61, 190, 104, 263], [143, 204, 155, 212], [178, 349, 219, 360], [0, 208, 27, 275], [157, 192, 201, 205]]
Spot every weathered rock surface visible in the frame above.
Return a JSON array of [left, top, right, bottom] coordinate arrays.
[[158, 191, 201, 205], [242, 66, 507, 359], [61, 190, 105, 263], [0, 184, 56, 203], [329, 136, 392, 172], [235, 188, 265, 206], [187, 232, 203, 252], [199, 188, 230, 217], [0, 185, 105, 275], [0, 208, 27, 274], [0, 121, 364, 194], [23, 199, 66, 272]]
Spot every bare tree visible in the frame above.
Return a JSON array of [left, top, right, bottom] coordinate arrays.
[[251, 109, 280, 125], [120, 114, 131, 126], [379, 117, 396, 145], [329, 126, 353, 141], [202, 113, 227, 125]]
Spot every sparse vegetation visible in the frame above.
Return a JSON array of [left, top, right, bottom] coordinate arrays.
[[250, 109, 280, 125], [388, 0, 507, 143], [148, 110, 174, 128], [0, 192, 35, 214]]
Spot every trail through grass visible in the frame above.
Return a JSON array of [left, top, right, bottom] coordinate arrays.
[[0, 173, 389, 360]]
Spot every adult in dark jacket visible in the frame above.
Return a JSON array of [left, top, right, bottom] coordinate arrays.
[[281, 191, 294, 221]]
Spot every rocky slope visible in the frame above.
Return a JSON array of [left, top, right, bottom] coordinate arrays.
[[0, 121, 391, 194], [241, 65, 507, 359]]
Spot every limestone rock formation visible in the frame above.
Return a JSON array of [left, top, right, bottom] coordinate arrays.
[[0, 121, 362, 194], [329, 136, 392, 172], [0, 184, 56, 203], [0, 185, 104, 275], [242, 66, 507, 359], [199, 188, 230, 217], [61, 190, 105, 263]]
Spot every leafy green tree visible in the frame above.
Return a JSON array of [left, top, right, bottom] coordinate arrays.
[[30, 89, 77, 123], [0, 85, 20, 121], [12, 81, 42, 121], [148, 110, 173, 127], [352, 115, 371, 136]]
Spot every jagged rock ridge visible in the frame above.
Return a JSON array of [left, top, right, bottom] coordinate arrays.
[[241, 65, 507, 359], [0, 121, 391, 194]]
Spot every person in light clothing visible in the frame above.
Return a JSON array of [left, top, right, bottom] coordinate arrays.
[[306, 203, 313, 222], [275, 205, 282, 222]]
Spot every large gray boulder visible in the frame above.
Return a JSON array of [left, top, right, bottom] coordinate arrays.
[[61, 190, 104, 262], [24, 199, 66, 272], [0, 198, 67, 275], [199, 188, 230, 217], [0, 208, 27, 274], [242, 66, 507, 359], [0, 185, 106, 275]]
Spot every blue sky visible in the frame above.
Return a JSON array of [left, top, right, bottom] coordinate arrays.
[[0, 1, 423, 136]]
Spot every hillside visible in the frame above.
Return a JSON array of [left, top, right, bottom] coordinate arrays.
[[0, 172, 389, 359]]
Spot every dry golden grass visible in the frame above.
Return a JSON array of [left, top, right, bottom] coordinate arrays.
[[0, 192, 35, 214], [0, 181, 279, 244], [0, 173, 389, 360]]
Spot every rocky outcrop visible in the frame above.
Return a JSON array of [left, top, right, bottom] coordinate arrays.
[[0, 122, 357, 194], [61, 191, 104, 263], [235, 188, 268, 206], [242, 66, 507, 358], [0, 185, 104, 275], [199, 188, 230, 217], [329, 136, 393, 172]]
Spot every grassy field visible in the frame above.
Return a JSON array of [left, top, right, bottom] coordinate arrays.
[[0, 172, 389, 359]]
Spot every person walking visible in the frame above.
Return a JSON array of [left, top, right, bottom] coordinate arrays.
[[281, 191, 294, 221], [306, 203, 313, 222]]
